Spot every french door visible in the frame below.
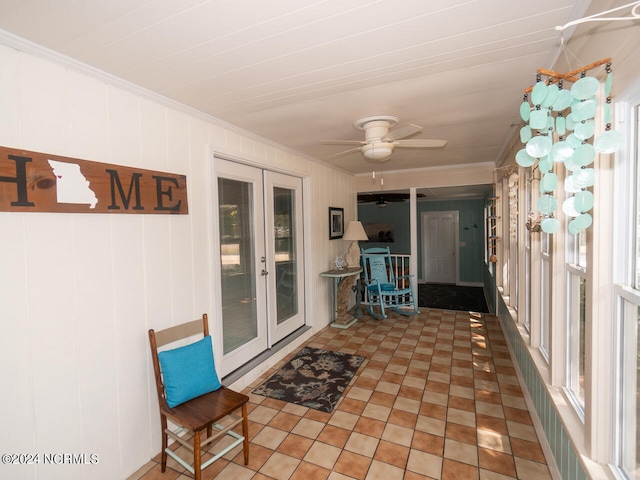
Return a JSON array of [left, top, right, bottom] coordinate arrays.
[[215, 159, 305, 375]]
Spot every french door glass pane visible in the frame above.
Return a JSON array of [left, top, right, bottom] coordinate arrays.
[[620, 300, 640, 478], [273, 187, 298, 324], [568, 274, 586, 406], [218, 177, 258, 354]]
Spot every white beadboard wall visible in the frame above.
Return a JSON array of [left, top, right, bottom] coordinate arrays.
[[0, 42, 355, 480]]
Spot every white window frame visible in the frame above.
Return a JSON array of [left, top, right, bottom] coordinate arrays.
[[611, 80, 640, 479]]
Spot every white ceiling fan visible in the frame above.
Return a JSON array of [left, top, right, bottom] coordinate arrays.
[[323, 115, 447, 161]]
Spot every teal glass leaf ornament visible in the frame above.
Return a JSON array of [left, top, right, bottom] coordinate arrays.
[[541, 217, 560, 234], [520, 101, 531, 121], [531, 81, 548, 105], [605, 71, 613, 96], [594, 130, 624, 154], [552, 89, 573, 111], [571, 76, 600, 100], [526, 135, 552, 157], [564, 154, 582, 172], [573, 168, 595, 188], [540, 173, 558, 193], [566, 133, 582, 148], [520, 125, 532, 143], [563, 197, 579, 217], [516, 148, 536, 167], [538, 155, 553, 173], [574, 190, 594, 212], [550, 140, 574, 163], [566, 113, 576, 131], [604, 102, 611, 125], [573, 213, 593, 230], [571, 98, 597, 122], [536, 195, 557, 215], [573, 143, 596, 167], [556, 115, 566, 136], [574, 120, 595, 140], [542, 84, 560, 108], [530, 109, 548, 130], [568, 220, 582, 235]]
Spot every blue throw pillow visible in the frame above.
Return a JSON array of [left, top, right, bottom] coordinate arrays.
[[158, 335, 221, 408]]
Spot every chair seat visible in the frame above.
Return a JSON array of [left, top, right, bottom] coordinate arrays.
[[162, 386, 249, 432]]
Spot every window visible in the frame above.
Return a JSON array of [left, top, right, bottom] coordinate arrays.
[[540, 231, 551, 361], [565, 220, 587, 413], [613, 99, 640, 479]]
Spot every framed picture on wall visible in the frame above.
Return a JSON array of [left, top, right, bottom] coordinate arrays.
[[329, 207, 344, 239]]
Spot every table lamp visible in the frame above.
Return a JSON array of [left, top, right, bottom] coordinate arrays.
[[343, 221, 368, 268]]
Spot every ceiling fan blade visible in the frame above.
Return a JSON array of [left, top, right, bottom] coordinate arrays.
[[384, 124, 423, 141], [325, 146, 363, 159], [321, 139, 365, 145], [394, 138, 448, 148]]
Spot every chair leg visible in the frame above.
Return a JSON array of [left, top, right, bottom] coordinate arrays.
[[160, 415, 168, 472], [193, 430, 201, 480], [242, 404, 249, 465]]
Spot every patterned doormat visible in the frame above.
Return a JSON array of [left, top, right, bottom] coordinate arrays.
[[252, 347, 366, 413]]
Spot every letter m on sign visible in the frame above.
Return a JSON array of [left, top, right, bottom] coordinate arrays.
[[107, 169, 144, 211]]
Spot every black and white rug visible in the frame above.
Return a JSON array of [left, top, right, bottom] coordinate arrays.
[[252, 347, 366, 413]]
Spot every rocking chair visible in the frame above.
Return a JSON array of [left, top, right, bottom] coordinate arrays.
[[361, 247, 420, 320]]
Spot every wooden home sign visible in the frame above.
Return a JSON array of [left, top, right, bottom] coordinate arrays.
[[0, 146, 188, 214]]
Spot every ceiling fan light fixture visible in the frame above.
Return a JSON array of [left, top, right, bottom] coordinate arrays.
[[362, 142, 394, 161]]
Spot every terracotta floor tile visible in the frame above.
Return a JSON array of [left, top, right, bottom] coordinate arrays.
[[374, 439, 410, 468], [269, 411, 302, 431], [476, 414, 508, 435], [411, 430, 445, 455], [369, 390, 397, 407], [277, 434, 314, 459], [478, 447, 517, 477], [442, 458, 480, 480], [333, 450, 372, 479], [449, 396, 476, 412], [445, 422, 477, 445], [290, 461, 331, 480], [388, 409, 418, 428], [503, 406, 533, 425], [353, 416, 386, 438], [510, 438, 546, 463], [317, 424, 352, 448]]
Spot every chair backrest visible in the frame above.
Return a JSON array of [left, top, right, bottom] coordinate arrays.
[[148, 314, 209, 409], [361, 247, 395, 285]]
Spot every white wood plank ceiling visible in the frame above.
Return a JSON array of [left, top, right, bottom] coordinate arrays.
[[0, 0, 594, 177]]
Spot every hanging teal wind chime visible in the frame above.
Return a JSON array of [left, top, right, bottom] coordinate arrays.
[[515, 58, 624, 235]]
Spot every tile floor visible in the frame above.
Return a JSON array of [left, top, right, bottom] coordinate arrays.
[[130, 308, 553, 480]]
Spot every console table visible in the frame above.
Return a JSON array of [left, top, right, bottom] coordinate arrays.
[[320, 267, 362, 329]]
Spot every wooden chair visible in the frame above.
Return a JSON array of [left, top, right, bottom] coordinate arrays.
[[361, 247, 420, 320], [148, 314, 249, 479]]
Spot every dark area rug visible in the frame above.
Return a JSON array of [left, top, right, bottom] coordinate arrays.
[[418, 283, 489, 313], [252, 347, 366, 413]]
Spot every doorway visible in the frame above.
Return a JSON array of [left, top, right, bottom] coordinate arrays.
[[215, 159, 305, 375], [421, 211, 459, 284]]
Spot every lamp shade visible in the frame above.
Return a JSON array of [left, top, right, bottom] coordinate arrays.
[[343, 221, 368, 241]]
